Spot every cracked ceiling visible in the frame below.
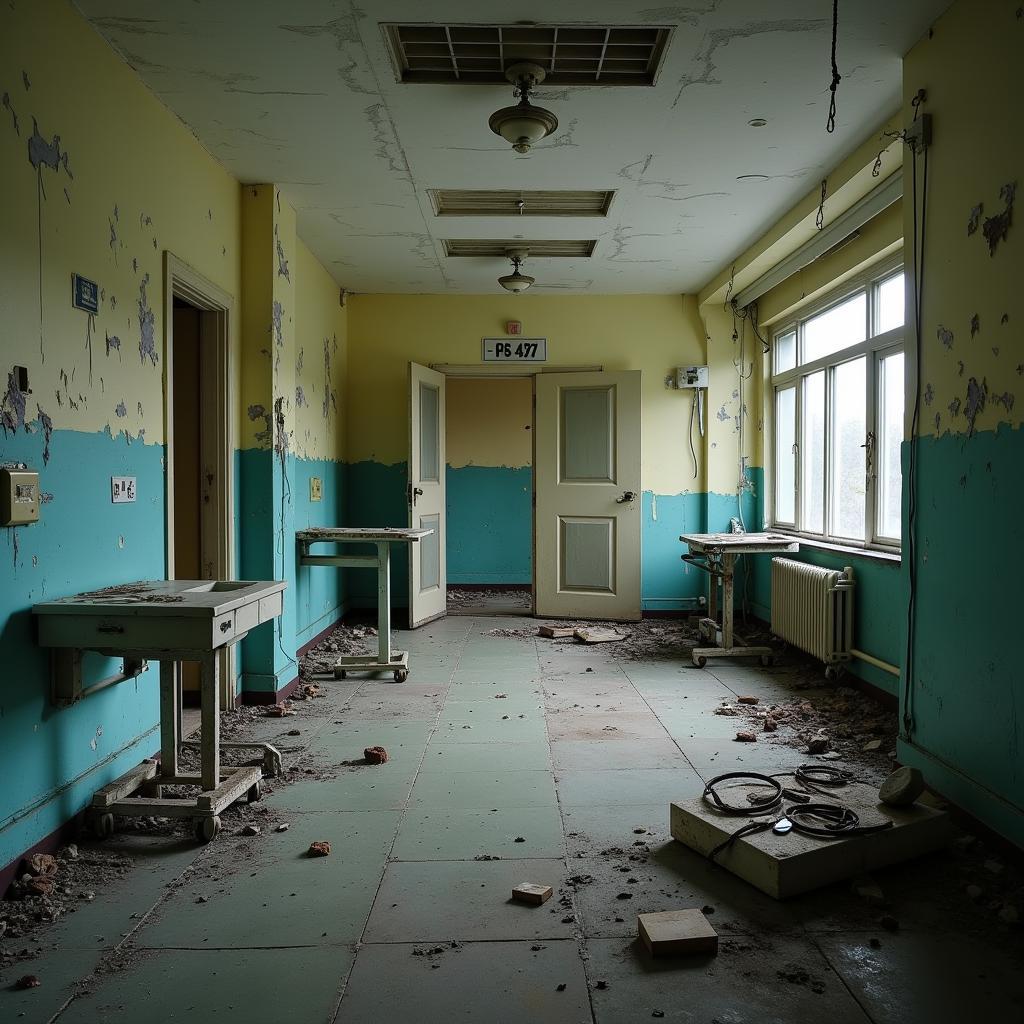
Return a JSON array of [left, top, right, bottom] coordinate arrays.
[[76, 0, 950, 294]]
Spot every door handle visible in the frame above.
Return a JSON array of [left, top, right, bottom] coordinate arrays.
[[616, 490, 636, 504], [407, 484, 424, 506]]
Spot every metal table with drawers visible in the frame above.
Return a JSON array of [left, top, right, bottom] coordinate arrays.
[[679, 533, 799, 667], [34, 579, 286, 842]]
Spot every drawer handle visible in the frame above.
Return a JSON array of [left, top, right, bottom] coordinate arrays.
[[97, 624, 124, 634], [220, 621, 232, 632]]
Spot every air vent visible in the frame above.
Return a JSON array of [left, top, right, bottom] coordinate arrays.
[[430, 190, 615, 217], [443, 239, 597, 258], [383, 24, 672, 85]]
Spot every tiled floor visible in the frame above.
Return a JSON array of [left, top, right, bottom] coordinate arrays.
[[4, 616, 1023, 1023]]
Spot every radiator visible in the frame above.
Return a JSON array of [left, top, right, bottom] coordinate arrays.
[[770, 558, 854, 667]]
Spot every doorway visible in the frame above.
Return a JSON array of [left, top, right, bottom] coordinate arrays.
[[444, 376, 534, 616], [163, 253, 235, 707]]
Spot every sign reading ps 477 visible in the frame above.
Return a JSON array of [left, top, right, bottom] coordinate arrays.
[[482, 338, 547, 362], [72, 274, 100, 314]]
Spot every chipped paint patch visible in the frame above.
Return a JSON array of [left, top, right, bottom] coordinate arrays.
[[115, 400, 127, 418], [295, 385, 307, 408], [248, 403, 272, 447], [1, 370, 28, 434], [982, 181, 1015, 256], [106, 333, 121, 357], [37, 406, 53, 464], [970, 313, 980, 337], [992, 392, 1016, 413], [2, 91, 19, 135], [924, 383, 934, 406], [967, 203, 983, 235], [275, 222, 290, 281], [937, 325, 954, 349], [137, 274, 157, 365], [965, 377, 988, 436]]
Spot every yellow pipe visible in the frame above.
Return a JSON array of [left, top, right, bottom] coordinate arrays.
[[850, 647, 900, 677]]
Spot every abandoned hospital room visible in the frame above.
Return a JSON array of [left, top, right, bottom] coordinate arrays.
[[2, 0, 1024, 1019]]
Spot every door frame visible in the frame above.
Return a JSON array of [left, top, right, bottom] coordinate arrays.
[[428, 363, 606, 619], [163, 252, 236, 707]]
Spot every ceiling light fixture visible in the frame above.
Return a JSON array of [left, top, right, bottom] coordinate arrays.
[[498, 248, 535, 293], [489, 63, 559, 154], [747, 118, 768, 127]]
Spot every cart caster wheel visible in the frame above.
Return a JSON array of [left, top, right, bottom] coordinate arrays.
[[394, 669, 408, 683], [195, 816, 221, 843], [694, 656, 708, 669], [91, 812, 115, 840], [824, 665, 838, 681], [760, 654, 773, 668], [247, 779, 263, 803]]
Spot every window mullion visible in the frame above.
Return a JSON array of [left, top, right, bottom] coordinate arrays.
[[824, 365, 833, 541], [866, 351, 878, 544]]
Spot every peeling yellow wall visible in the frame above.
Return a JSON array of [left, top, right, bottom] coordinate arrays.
[[294, 240, 346, 462], [903, 1, 1022, 438], [0, 0, 240, 446], [446, 378, 532, 470], [346, 294, 706, 496]]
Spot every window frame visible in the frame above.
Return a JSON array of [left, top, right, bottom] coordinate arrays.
[[769, 257, 904, 553]]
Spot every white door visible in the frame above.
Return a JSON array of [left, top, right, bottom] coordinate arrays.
[[535, 370, 642, 620], [408, 362, 446, 627]]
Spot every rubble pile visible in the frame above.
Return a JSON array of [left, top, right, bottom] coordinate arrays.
[[448, 587, 532, 611], [0, 846, 133, 945], [300, 623, 386, 677]]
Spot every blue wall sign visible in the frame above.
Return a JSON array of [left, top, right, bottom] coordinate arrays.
[[72, 274, 99, 314]]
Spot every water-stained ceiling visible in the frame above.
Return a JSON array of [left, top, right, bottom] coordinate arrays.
[[75, 0, 950, 294]]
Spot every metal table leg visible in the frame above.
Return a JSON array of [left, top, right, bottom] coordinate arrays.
[[691, 552, 774, 668]]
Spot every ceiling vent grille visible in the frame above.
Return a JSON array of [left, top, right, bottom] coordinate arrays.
[[430, 190, 615, 217], [383, 24, 672, 85], [443, 239, 597, 258]]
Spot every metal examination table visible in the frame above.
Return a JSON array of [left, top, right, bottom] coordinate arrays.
[[680, 532, 799, 667], [297, 527, 431, 682], [34, 579, 286, 842]]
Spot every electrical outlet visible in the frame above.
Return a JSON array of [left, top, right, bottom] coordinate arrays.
[[309, 477, 322, 502]]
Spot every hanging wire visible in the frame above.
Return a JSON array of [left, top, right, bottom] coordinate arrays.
[[816, 178, 827, 230], [826, 0, 841, 133], [688, 389, 699, 480]]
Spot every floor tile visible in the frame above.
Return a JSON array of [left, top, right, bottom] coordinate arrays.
[[409, 769, 558, 809], [420, 739, 552, 773], [340, 941, 591, 1024], [547, 710, 668, 743], [392, 805, 565, 860], [269, 766, 416, 812], [586, 933, 873, 1024], [554, 768, 704, 807], [561, 802, 675, 858], [813, 930, 1024, 1023], [137, 812, 398, 947], [364, 859, 575, 942], [59, 946, 352, 1024], [550, 738, 688, 771]]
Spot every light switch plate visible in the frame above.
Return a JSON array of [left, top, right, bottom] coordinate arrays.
[[111, 476, 137, 503], [309, 477, 323, 502], [1, 468, 40, 525]]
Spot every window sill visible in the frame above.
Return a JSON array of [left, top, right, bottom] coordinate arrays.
[[767, 530, 901, 565]]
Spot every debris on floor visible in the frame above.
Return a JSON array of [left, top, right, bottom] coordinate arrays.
[[307, 841, 332, 857], [264, 702, 296, 718], [574, 626, 627, 644], [734, 730, 758, 743], [299, 621, 386, 677], [363, 746, 389, 764], [511, 883, 552, 905], [448, 586, 532, 613], [537, 625, 575, 639], [638, 909, 719, 957]]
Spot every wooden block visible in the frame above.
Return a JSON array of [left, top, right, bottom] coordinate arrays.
[[511, 882, 552, 905], [638, 909, 718, 956], [573, 627, 626, 644], [537, 625, 574, 639]]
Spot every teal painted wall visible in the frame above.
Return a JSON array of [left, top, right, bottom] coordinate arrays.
[[293, 457, 346, 647], [899, 425, 1024, 844], [446, 465, 531, 584], [0, 426, 164, 872]]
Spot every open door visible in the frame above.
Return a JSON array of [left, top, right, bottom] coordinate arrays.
[[535, 370, 642, 620], [408, 362, 447, 627]]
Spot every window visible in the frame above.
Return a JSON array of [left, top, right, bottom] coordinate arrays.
[[770, 264, 904, 549]]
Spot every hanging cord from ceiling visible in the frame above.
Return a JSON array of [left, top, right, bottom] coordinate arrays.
[[903, 89, 929, 741], [688, 388, 699, 480], [816, 177, 828, 230], [826, 0, 842, 133]]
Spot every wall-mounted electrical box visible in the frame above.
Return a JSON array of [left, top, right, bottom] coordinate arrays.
[[676, 366, 709, 389], [309, 476, 323, 502], [1, 467, 40, 525]]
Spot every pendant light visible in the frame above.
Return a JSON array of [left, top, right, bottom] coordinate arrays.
[[488, 63, 558, 154], [498, 249, 535, 293]]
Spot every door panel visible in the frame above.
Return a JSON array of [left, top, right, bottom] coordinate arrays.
[[536, 371, 641, 620], [409, 363, 446, 627]]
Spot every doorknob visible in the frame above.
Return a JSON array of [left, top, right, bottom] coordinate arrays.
[[407, 484, 424, 506], [616, 490, 636, 504]]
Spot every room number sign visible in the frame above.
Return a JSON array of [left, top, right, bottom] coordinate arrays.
[[481, 338, 547, 362]]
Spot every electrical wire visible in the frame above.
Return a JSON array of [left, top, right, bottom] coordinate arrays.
[[688, 388, 698, 480], [903, 93, 929, 740], [826, 0, 842, 133]]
